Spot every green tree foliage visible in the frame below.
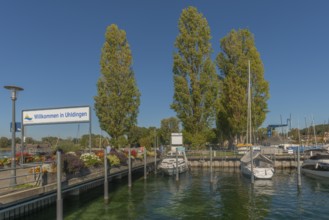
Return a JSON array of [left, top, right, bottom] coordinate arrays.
[[0, 137, 9, 148], [171, 7, 220, 148], [42, 136, 61, 147], [139, 127, 157, 150], [80, 134, 110, 149], [95, 24, 140, 148], [159, 117, 180, 145], [288, 128, 300, 143], [127, 126, 149, 147], [25, 137, 35, 144], [216, 29, 269, 145]]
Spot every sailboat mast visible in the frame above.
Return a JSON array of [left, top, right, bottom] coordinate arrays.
[[248, 60, 254, 184], [312, 115, 317, 146], [247, 60, 252, 144]]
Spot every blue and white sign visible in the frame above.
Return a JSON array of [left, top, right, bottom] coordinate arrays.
[[10, 122, 21, 132], [22, 106, 90, 125]]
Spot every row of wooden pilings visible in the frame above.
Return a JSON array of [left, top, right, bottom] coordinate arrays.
[[57, 148, 158, 220], [189, 147, 303, 187]]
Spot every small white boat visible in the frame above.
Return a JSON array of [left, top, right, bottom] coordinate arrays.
[[240, 150, 274, 180], [240, 61, 274, 180], [301, 149, 329, 178], [159, 147, 188, 176]]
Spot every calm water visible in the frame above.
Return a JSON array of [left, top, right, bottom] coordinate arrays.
[[0, 150, 10, 158], [23, 168, 329, 220]]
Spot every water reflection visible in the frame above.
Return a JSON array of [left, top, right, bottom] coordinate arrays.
[[21, 168, 329, 220]]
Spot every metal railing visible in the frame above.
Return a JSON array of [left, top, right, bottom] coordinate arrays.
[[0, 163, 49, 194]]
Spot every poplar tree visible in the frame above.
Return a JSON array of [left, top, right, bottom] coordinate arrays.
[[171, 7, 220, 148], [94, 24, 140, 148], [159, 117, 180, 145], [216, 29, 269, 145]]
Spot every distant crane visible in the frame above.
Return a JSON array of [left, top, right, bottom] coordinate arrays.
[[267, 117, 291, 137]]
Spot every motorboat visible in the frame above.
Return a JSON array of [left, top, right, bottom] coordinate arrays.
[[301, 149, 329, 178], [240, 150, 274, 180], [159, 147, 188, 176]]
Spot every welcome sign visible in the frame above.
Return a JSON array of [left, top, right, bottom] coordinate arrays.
[[22, 106, 90, 125]]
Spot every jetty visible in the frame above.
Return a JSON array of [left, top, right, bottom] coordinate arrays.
[[0, 158, 158, 219]]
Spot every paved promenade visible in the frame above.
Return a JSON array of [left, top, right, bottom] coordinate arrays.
[[0, 166, 39, 196]]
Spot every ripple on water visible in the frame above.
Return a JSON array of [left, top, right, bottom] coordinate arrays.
[[20, 168, 329, 220]]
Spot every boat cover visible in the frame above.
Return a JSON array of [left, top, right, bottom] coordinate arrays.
[[240, 151, 273, 164]]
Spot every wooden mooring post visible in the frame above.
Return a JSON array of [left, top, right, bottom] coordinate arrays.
[[128, 147, 132, 188], [144, 148, 147, 180], [104, 149, 109, 204], [210, 147, 213, 183]]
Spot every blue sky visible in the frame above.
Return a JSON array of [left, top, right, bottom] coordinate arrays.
[[1, 1, 329, 140]]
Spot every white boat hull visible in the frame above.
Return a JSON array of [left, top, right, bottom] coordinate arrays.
[[301, 157, 329, 179], [241, 164, 274, 180], [160, 164, 188, 176], [159, 158, 188, 176]]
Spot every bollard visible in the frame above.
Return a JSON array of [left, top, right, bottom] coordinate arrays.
[[56, 151, 63, 220], [128, 147, 132, 188], [104, 149, 109, 204]]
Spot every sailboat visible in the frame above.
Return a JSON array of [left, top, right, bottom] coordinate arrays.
[[240, 61, 274, 180]]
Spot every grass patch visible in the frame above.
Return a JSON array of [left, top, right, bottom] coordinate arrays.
[[13, 183, 35, 189]]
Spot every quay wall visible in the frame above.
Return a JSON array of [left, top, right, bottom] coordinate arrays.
[[187, 156, 303, 169]]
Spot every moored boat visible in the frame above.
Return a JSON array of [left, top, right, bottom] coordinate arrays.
[[301, 149, 329, 178], [159, 147, 188, 176], [240, 150, 274, 180]]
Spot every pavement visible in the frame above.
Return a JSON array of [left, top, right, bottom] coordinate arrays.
[[0, 165, 48, 196]]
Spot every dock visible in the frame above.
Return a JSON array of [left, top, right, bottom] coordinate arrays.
[[0, 158, 158, 219]]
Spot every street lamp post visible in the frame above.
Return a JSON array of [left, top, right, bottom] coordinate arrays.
[[4, 85, 24, 186]]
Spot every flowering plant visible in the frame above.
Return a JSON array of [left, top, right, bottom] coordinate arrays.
[[107, 154, 120, 166], [0, 158, 11, 166], [28, 166, 48, 174], [33, 155, 45, 162], [63, 153, 85, 174], [80, 153, 102, 167], [110, 149, 128, 165], [131, 149, 137, 158], [95, 150, 104, 159]]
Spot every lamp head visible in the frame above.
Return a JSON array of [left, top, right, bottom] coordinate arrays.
[[4, 85, 24, 100]]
